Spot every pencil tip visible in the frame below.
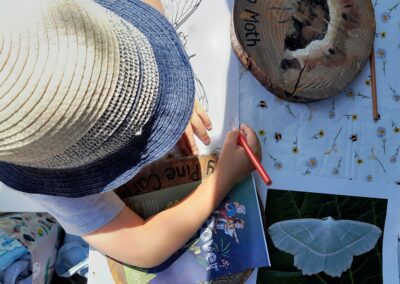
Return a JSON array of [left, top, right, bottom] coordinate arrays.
[[373, 113, 381, 122]]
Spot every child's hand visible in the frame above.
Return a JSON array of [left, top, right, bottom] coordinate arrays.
[[177, 99, 212, 155], [217, 124, 261, 187]]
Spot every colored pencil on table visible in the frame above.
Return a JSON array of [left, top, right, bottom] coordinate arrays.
[[370, 47, 379, 121], [238, 133, 272, 186]]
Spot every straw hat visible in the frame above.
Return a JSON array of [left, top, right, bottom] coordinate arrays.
[[0, 0, 195, 197], [232, 0, 375, 102]]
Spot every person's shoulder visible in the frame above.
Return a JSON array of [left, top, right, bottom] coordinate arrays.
[[24, 191, 126, 236]]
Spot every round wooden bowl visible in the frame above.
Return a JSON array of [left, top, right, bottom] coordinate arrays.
[[232, 0, 375, 103]]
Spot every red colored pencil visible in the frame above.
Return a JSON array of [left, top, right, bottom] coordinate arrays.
[[238, 133, 272, 186]]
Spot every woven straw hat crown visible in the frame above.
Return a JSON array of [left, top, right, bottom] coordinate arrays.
[[0, 0, 159, 169]]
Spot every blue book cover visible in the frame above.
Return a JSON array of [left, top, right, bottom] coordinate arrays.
[[120, 175, 270, 283]]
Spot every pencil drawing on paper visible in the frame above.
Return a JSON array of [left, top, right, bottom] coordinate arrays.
[[161, 0, 209, 111]]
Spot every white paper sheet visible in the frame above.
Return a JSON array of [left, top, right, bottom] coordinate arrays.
[[88, 248, 116, 284], [162, 0, 240, 154]]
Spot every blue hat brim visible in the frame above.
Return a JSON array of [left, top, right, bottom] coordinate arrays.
[[0, 0, 195, 197]]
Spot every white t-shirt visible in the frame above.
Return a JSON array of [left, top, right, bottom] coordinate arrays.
[[24, 191, 126, 236]]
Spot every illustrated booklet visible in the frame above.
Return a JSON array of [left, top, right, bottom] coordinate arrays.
[[106, 175, 270, 283]]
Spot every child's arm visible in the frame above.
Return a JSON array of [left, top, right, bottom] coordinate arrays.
[[83, 125, 260, 268]]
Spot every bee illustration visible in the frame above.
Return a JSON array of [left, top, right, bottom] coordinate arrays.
[[258, 100, 268, 109], [274, 132, 282, 143], [350, 134, 358, 142]]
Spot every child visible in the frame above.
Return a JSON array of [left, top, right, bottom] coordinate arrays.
[[0, 0, 261, 268]]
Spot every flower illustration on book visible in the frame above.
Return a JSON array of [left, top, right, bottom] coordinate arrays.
[[381, 12, 391, 23], [268, 217, 382, 277], [369, 147, 387, 174], [332, 157, 342, 176], [292, 138, 299, 154], [306, 158, 318, 169], [346, 89, 354, 99], [274, 162, 283, 170], [286, 103, 296, 119], [376, 48, 387, 75], [365, 78, 371, 86], [392, 121, 400, 134], [376, 48, 386, 59], [376, 31, 387, 38], [267, 153, 283, 170], [390, 146, 399, 164], [376, 127, 387, 153], [355, 152, 364, 165], [325, 127, 343, 155], [258, 130, 267, 144], [258, 130, 266, 137], [344, 114, 359, 121], [304, 157, 318, 175], [328, 99, 336, 119], [311, 129, 325, 140], [377, 126, 386, 137], [345, 90, 369, 100], [387, 2, 400, 17], [390, 85, 400, 102]]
